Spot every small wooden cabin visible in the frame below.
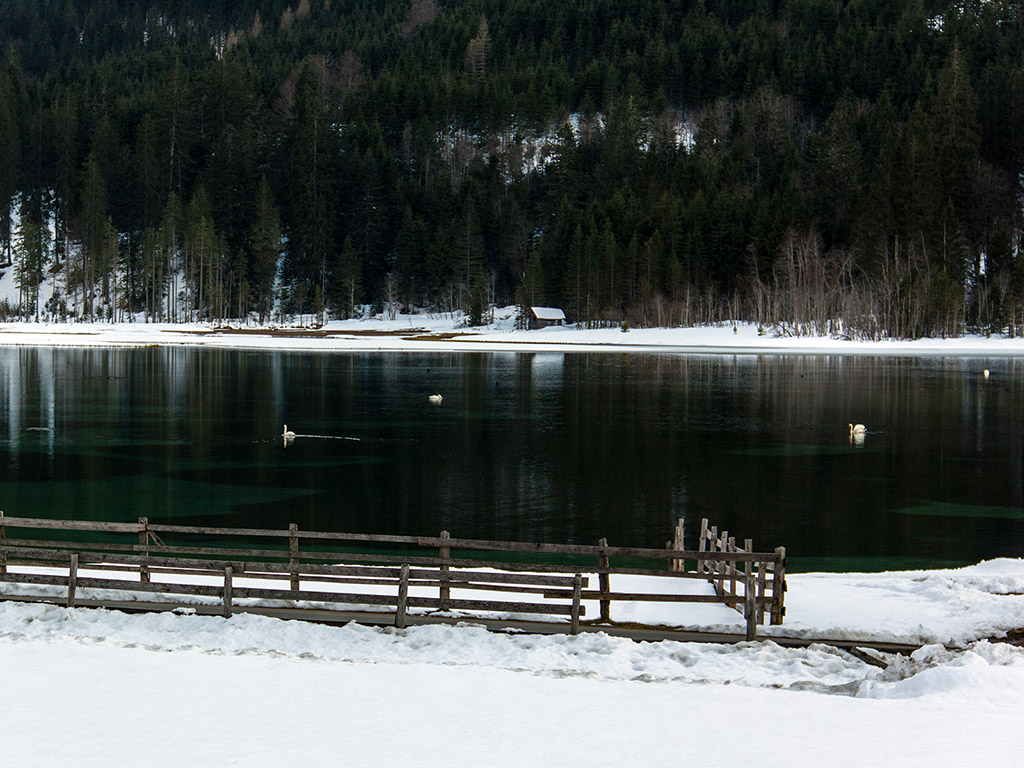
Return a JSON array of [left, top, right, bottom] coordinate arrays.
[[529, 306, 566, 329]]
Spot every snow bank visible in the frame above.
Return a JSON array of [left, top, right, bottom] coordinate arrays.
[[1, 308, 1024, 356], [1, 599, 1022, 767]]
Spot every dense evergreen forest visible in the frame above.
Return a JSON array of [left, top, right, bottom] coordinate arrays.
[[0, 0, 1021, 337]]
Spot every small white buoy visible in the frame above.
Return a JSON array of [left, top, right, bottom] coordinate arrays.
[[428, 394, 443, 404]]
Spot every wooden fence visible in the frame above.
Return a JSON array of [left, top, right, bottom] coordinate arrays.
[[692, 518, 787, 626], [0, 512, 785, 640]]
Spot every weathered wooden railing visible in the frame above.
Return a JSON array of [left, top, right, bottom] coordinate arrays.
[[694, 518, 787, 626], [0, 513, 785, 639]]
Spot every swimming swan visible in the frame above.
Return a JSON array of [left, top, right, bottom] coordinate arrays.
[[428, 394, 443, 403], [849, 423, 866, 436], [283, 424, 296, 438]]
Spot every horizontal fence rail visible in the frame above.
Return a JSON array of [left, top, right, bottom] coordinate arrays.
[[0, 512, 786, 639]]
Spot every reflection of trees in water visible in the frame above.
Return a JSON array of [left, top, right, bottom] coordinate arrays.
[[0, 349, 1021, 568]]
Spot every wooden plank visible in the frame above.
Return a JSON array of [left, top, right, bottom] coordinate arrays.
[[577, 591, 775, 605], [5, 573, 228, 599], [0, 561, 581, 606], [1, 516, 781, 563], [229, 587, 404, 606], [434, 597, 576, 616], [0, 547, 593, 587], [2, 515, 714, 564], [441, 571, 585, 588], [148, 523, 423, 545], [9, 571, 578, 616], [416, 535, 775, 562], [0, 544, 765, 591], [433, 581, 578, 597], [0, 517, 144, 533], [0, 537, 778, 566], [1, 539, 142, 556], [3, 563, 583, 603]]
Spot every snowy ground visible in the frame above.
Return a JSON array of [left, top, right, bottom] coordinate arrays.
[[2, 560, 1023, 766], [1, 305, 1024, 356], [2, 309, 1023, 765]]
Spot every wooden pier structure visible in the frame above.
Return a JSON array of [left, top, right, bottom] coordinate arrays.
[[0, 513, 786, 642]]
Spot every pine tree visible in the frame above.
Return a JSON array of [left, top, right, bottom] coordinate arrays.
[[249, 177, 282, 323], [14, 211, 48, 320]]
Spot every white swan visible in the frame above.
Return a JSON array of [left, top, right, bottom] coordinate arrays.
[[283, 424, 296, 438], [848, 423, 866, 446], [428, 394, 443, 404]]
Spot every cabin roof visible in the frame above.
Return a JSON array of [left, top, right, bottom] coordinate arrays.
[[530, 307, 566, 321]]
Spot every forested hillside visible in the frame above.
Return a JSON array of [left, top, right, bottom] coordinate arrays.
[[0, 0, 1021, 337]]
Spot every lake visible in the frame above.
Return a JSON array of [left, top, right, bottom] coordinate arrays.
[[0, 346, 1021, 572]]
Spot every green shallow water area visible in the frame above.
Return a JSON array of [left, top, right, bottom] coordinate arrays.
[[895, 501, 1024, 520], [0, 346, 1022, 572]]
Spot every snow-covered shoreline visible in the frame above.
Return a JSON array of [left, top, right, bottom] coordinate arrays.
[[2, 308, 1024, 356]]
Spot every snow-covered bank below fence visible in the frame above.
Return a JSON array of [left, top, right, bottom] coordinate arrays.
[[2, 307, 1024, 356], [2, 559, 1024, 767], [4, 559, 1024, 647]]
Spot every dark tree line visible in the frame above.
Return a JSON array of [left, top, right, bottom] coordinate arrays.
[[0, 0, 1021, 337]]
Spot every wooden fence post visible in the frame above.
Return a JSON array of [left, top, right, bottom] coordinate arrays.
[[223, 566, 233, 618], [771, 546, 787, 625], [67, 553, 79, 608], [744, 566, 757, 641], [727, 535, 737, 602], [716, 529, 726, 597], [598, 537, 610, 622], [698, 518, 709, 574], [439, 530, 451, 611], [743, 537, 753, 611], [570, 573, 582, 635], [671, 519, 685, 572], [708, 525, 719, 588], [139, 517, 150, 583], [289, 523, 300, 591], [757, 558, 768, 625], [396, 564, 409, 629]]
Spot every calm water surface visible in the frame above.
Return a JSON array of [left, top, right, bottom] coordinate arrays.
[[1, 347, 1022, 571]]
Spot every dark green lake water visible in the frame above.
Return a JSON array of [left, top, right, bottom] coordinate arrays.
[[1, 346, 1021, 572]]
